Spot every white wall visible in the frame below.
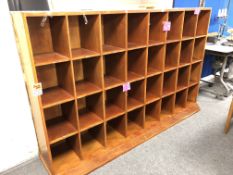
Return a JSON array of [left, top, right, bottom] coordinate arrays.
[[0, 0, 38, 173], [49, 0, 173, 11]]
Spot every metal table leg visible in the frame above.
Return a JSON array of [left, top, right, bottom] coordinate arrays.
[[220, 56, 230, 96]]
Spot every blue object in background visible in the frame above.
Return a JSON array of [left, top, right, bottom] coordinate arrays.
[[174, 0, 233, 77], [173, 0, 199, 7]]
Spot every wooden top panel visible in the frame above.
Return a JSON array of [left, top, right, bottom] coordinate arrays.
[[12, 8, 211, 17]]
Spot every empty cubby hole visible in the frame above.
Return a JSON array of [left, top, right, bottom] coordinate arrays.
[[146, 74, 162, 104], [196, 10, 211, 36], [161, 94, 175, 116], [106, 115, 127, 147], [44, 101, 78, 144], [165, 42, 181, 71], [36, 62, 75, 108], [68, 15, 101, 59], [149, 12, 168, 45], [190, 62, 202, 86], [167, 11, 184, 41], [147, 45, 165, 76], [127, 107, 144, 135], [175, 89, 188, 111], [104, 52, 126, 89], [102, 14, 126, 53], [193, 37, 206, 62], [128, 13, 148, 49], [77, 92, 104, 132], [145, 100, 161, 128], [177, 66, 190, 91], [105, 86, 126, 120], [27, 16, 70, 66], [163, 69, 177, 96], [188, 84, 199, 103], [73, 57, 103, 98], [128, 48, 146, 82], [180, 39, 194, 66], [50, 135, 81, 167], [81, 124, 105, 159], [128, 80, 145, 111], [183, 10, 198, 38]]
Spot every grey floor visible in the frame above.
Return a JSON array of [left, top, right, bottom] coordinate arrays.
[[3, 91, 233, 175]]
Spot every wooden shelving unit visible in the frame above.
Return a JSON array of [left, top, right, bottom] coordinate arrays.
[[12, 8, 211, 175]]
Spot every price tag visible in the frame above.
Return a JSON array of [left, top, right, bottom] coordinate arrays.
[[123, 82, 131, 92], [163, 21, 171, 32], [194, 8, 200, 15], [33, 82, 43, 96]]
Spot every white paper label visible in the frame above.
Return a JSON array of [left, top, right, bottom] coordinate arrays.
[[33, 83, 43, 96]]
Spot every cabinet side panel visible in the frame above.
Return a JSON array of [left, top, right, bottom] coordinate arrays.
[[11, 13, 53, 174]]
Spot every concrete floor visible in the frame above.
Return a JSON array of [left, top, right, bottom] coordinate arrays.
[[2, 91, 233, 175]]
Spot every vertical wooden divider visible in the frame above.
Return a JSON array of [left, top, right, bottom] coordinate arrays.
[[64, 15, 83, 159], [124, 12, 128, 137], [143, 12, 150, 129], [98, 13, 107, 147]]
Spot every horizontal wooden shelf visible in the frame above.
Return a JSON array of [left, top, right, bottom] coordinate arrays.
[[146, 93, 160, 104], [147, 68, 162, 77], [162, 89, 175, 97], [76, 81, 102, 98], [72, 48, 100, 60], [106, 104, 125, 120], [79, 111, 103, 131], [128, 42, 146, 50], [47, 118, 77, 144], [104, 76, 123, 89], [42, 87, 74, 108], [34, 52, 70, 67], [164, 65, 177, 72], [127, 97, 143, 111], [148, 40, 165, 46], [103, 44, 125, 54], [128, 72, 144, 82]]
